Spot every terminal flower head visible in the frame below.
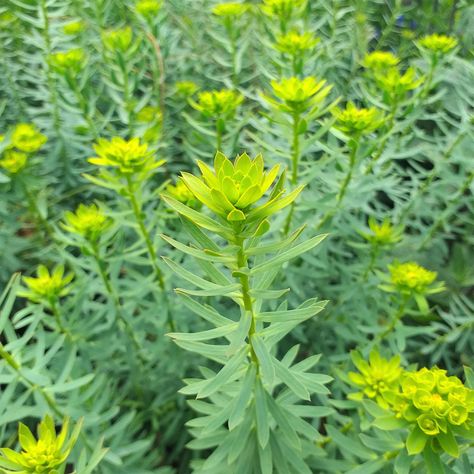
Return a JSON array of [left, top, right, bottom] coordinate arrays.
[[10, 123, 47, 153], [418, 34, 458, 54], [63, 203, 111, 241], [191, 89, 244, 119], [334, 102, 384, 136], [363, 51, 400, 71]]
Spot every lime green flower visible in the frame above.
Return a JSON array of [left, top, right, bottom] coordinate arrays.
[[262, 0, 306, 19], [63, 20, 85, 35], [362, 51, 400, 71], [448, 405, 468, 426], [386, 261, 442, 294], [136, 106, 162, 123], [360, 217, 403, 246], [0, 415, 82, 473], [180, 152, 280, 221], [135, 0, 163, 16], [418, 34, 458, 54], [0, 150, 28, 174], [275, 30, 319, 55], [268, 76, 332, 114], [19, 265, 74, 304], [348, 350, 402, 408], [374, 66, 424, 103], [102, 27, 133, 52], [417, 413, 441, 436], [166, 179, 200, 208], [191, 89, 244, 119], [212, 2, 249, 17], [176, 81, 199, 97], [89, 137, 164, 175], [11, 123, 47, 153], [63, 203, 111, 241], [50, 48, 86, 74], [333, 102, 384, 136]]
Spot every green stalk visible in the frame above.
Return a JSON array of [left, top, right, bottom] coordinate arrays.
[[375, 294, 409, 344]]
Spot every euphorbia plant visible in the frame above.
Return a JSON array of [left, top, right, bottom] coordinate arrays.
[[161, 151, 332, 473]]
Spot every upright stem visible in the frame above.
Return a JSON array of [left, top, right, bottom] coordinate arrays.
[[375, 294, 409, 344], [49, 299, 69, 336], [216, 123, 223, 152], [337, 140, 358, 204]]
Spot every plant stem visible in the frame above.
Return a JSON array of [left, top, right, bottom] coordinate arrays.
[[375, 294, 409, 344], [337, 140, 358, 204], [49, 299, 71, 339]]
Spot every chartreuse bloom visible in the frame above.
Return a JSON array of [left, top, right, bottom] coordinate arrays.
[[349, 355, 474, 459], [63, 203, 110, 242], [176, 81, 199, 97], [0, 150, 28, 174], [190, 89, 244, 119], [10, 123, 47, 153], [374, 66, 424, 103], [348, 350, 403, 408], [360, 217, 403, 247], [50, 48, 86, 74], [166, 179, 200, 208], [212, 2, 249, 17], [135, 0, 162, 16], [418, 34, 458, 55], [19, 265, 74, 304], [333, 102, 385, 137], [89, 137, 164, 175], [268, 76, 332, 114], [63, 20, 85, 35], [262, 0, 307, 21], [275, 30, 319, 55], [362, 51, 400, 71], [102, 27, 133, 52], [179, 152, 282, 222], [136, 106, 162, 124], [0, 415, 82, 473]]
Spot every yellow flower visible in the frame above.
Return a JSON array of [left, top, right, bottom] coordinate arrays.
[[418, 34, 458, 54], [348, 350, 402, 408], [374, 66, 424, 101], [166, 179, 199, 208], [334, 102, 384, 136], [191, 89, 244, 119], [20, 265, 74, 303], [63, 203, 110, 241], [63, 20, 85, 35], [11, 123, 47, 153], [0, 150, 28, 174], [179, 152, 280, 221], [0, 415, 82, 473], [360, 217, 403, 246], [275, 30, 320, 55], [388, 262, 438, 293], [262, 0, 306, 19], [269, 76, 332, 114], [212, 2, 249, 17], [50, 48, 86, 73], [89, 137, 163, 175], [176, 81, 199, 97], [417, 413, 440, 436], [137, 106, 162, 123], [102, 27, 133, 52], [135, 0, 163, 16], [362, 51, 400, 71]]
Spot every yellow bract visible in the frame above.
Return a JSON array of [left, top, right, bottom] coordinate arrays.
[[191, 89, 244, 118], [102, 27, 133, 52], [176, 81, 199, 96], [334, 102, 384, 136], [0, 415, 82, 473], [63, 203, 110, 241], [363, 51, 400, 71], [135, 0, 163, 16], [0, 150, 28, 174], [166, 179, 198, 207], [275, 30, 319, 55], [389, 262, 437, 293], [212, 2, 249, 17], [89, 137, 162, 175], [262, 0, 306, 19], [180, 152, 280, 221], [419, 34, 458, 54], [10, 123, 47, 153], [20, 265, 74, 303], [63, 20, 85, 35], [361, 217, 403, 246], [50, 48, 86, 73]]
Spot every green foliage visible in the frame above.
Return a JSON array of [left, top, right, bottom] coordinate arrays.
[[0, 0, 473, 472]]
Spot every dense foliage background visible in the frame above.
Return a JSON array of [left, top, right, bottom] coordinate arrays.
[[0, 0, 473, 473]]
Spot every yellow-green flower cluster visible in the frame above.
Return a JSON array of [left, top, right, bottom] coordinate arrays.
[[50, 48, 86, 74], [137, 106, 162, 123], [375, 67, 424, 103], [180, 152, 280, 222], [348, 350, 403, 408], [268, 76, 332, 114], [191, 89, 244, 119], [262, 0, 306, 20], [19, 265, 74, 304], [0, 415, 82, 473], [418, 34, 458, 54], [176, 81, 199, 97], [63, 203, 110, 242], [102, 27, 133, 52], [275, 31, 319, 55], [89, 137, 164, 175], [334, 102, 384, 136], [63, 20, 85, 35], [349, 353, 474, 457], [363, 51, 400, 71], [135, 0, 162, 16], [166, 179, 200, 208], [0, 123, 47, 174], [360, 217, 403, 246], [212, 2, 249, 17]]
